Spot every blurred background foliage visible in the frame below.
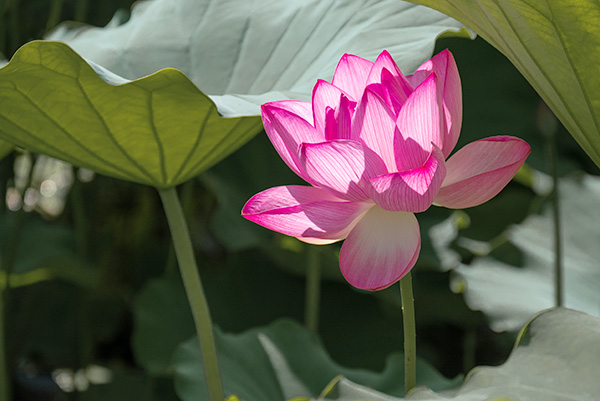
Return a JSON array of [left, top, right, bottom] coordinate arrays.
[[0, 0, 598, 400]]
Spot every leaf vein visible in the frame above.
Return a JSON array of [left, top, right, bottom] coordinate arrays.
[[171, 106, 214, 185], [492, 0, 595, 150], [11, 86, 134, 179], [75, 72, 159, 186], [149, 92, 168, 184]]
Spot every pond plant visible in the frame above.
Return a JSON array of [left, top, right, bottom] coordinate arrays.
[[0, 1, 598, 401]]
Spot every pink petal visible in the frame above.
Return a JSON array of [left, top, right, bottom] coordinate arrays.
[[242, 185, 372, 242], [437, 51, 462, 158], [369, 145, 446, 212], [261, 103, 323, 181], [395, 73, 443, 171], [301, 140, 387, 202], [351, 89, 397, 172], [367, 68, 411, 116], [434, 136, 531, 209], [407, 61, 434, 89], [332, 54, 374, 101], [366, 51, 413, 112], [408, 50, 462, 158], [324, 94, 353, 141], [366, 51, 409, 87], [268, 100, 314, 125], [340, 207, 420, 290], [312, 80, 355, 133]]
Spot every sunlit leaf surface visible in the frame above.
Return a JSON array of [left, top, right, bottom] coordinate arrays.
[[0, 41, 262, 188], [407, 0, 600, 168], [319, 308, 600, 400], [46, 0, 471, 117], [454, 175, 600, 332]]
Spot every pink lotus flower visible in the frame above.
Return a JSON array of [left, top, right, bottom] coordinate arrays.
[[242, 50, 530, 291]]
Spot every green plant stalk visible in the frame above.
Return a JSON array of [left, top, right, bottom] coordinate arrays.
[[0, 155, 32, 401], [0, 210, 25, 401], [462, 327, 476, 373], [7, 0, 19, 53], [304, 246, 321, 333], [539, 102, 562, 307], [70, 176, 89, 260], [164, 180, 194, 276], [400, 272, 416, 394], [74, 0, 90, 22], [548, 133, 563, 307], [158, 187, 224, 401], [0, 0, 6, 56], [46, 0, 64, 30], [0, 287, 9, 401], [70, 177, 94, 380]]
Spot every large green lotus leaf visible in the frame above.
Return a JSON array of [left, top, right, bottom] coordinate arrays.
[[0, 58, 13, 159], [454, 174, 600, 332], [0, 41, 262, 188], [172, 319, 458, 401], [317, 308, 600, 400], [46, 0, 472, 117], [407, 0, 600, 168]]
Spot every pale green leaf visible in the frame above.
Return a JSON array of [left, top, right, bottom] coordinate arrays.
[[407, 0, 600, 167], [0, 41, 262, 188], [46, 0, 471, 117], [318, 308, 600, 400], [454, 174, 600, 331]]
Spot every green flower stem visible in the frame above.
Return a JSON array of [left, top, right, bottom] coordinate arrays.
[[74, 0, 90, 22], [0, 158, 31, 401], [400, 272, 416, 394], [549, 132, 563, 307], [0, 0, 6, 60], [0, 286, 10, 401], [46, 0, 64, 30], [70, 177, 94, 370], [304, 246, 321, 333], [7, 0, 19, 53], [158, 187, 224, 401], [538, 102, 562, 307], [462, 327, 476, 373], [0, 210, 25, 401]]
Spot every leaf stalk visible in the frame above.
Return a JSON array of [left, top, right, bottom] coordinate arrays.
[[158, 187, 224, 401]]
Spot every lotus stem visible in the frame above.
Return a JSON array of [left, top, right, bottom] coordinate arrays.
[[7, 0, 19, 53], [538, 102, 562, 307], [0, 285, 10, 401], [462, 327, 476, 373], [549, 133, 562, 307], [400, 272, 416, 393], [0, 209, 25, 401], [304, 246, 321, 332], [46, 0, 64, 30], [74, 0, 89, 22], [158, 187, 224, 401], [0, 156, 31, 401]]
